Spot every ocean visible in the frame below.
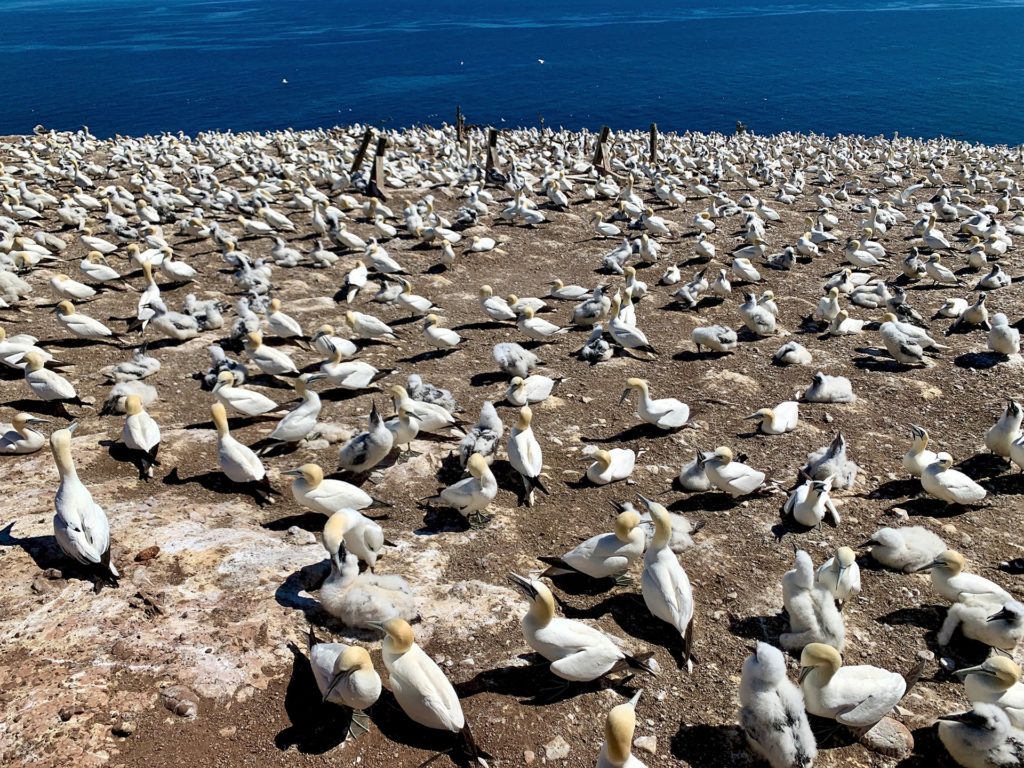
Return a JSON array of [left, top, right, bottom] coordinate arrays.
[[3, 0, 1023, 144]]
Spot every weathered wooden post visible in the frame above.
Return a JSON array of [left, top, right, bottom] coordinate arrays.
[[456, 106, 464, 142], [350, 127, 374, 178], [366, 135, 388, 200], [484, 128, 507, 185], [649, 123, 658, 163], [592, 125, 613, 176]]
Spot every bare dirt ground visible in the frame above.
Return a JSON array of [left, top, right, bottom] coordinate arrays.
[[1, 129, 1022, 768]]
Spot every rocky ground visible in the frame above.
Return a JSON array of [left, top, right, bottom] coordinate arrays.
[[1, 129, 1022, 768]]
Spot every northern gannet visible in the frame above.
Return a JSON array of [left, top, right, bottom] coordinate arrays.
[[283, 462, 379, 513], [506, 374, 559, 406], [780, 551, 845, 653], [23, 351, 80, 405], [507, 405, 547, 507], [703, 446, 765, 498], [427, 453, 498, 526], [213, 370, 280, 417], [746, 401, 798, 435], [320, 541, 415, 628], [211, 402, 271, 494], [598, 692, 646, 768], [54, 300, 118, 341], [0, 412, 48, 454], [801, 433, 858, 489], [517, 305, 568, 342], [986, 400, 1022, 459], [422, 314, 463, 351], [937, 704, 1024, 768], [243, 331, 299, 376], [801, 372, 855, 403], [338, 403, 394, 472], [539, 507, 644, 584], [815, 547, 861, 609], [957, 657, 1024, 729], [917, 550, 1011, 604], [861, 526, 947, 572], [306, 627, 381, 739], [691, 324, 738, 354], [922, 453, 986, 506], [584, 446, 636, 485], [620, 378, 689, 429], [903, 424, 939, 477], [783, 476, 839, 528], [121, 394, 160, 479], [938, 597, 1024, 651]]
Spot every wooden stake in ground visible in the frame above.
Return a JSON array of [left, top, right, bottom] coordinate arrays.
[[485, 128, 507, 186], [366, 136, 388, 201], [350, 127, 374, 179], [592, 125, 613, 177], [649, 123, 658, 163]]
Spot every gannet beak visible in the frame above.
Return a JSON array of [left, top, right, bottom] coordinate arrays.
[[323, 669, 352, 702], [282, 468, 304, 477], [306, 373, 327, 383], [914, 559, 942, 572], [937, 711, 986, 726], [798, 666, 813, 684], [618, 389, 630, 405], [856, 539, 875, 549], [27, 417, 50, 424], [310, 330, 325, 342], [743, 413, 760, 421], [507, 573, 538, 599], [366, 620, 387, 634], [67, 421, 80, 434], [987, 607, 1013, 623], [953, 664, 987, 679], [636, 493, 655, 508]]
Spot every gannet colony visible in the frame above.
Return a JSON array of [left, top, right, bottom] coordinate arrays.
[[1, 124, 1023, 768]]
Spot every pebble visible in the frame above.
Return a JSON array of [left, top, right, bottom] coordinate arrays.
[[160, 685, 199, 718], [635, 735, 657, 755], [544, 735, 571, 760], [283, 526, 317, 546], [891, 507, 909, 520], [59, 706, 85, 722], [134, 545, 160, 563], [960, 534, 973, 547], [30, 574, 51, 594], [112, 721, 136, 737], [523, 750, 535, 764], [917, 650, 935, 662], [823, 412, 833, 423], [941, 524, 958, 535], [858, 717, 913, 758]]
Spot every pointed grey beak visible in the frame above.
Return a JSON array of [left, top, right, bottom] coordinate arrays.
[[914, 558, 943, 573], [507, 573, 538, 599], [953, 664, 988, 679], [743, 413, 760, 421], [798, 666, 813, 684], [323, 668, 352, 703], [282, 468, 304, 477], [618, 389, 631, 405], [67, 421, 80, 434], [27, 417, 50, 424]]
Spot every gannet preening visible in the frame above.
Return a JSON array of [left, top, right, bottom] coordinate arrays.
[[210, 402, 274, 499], [50, 273, 96, 302], [773, 341, 813, 366], [903, 424, 939, 478], [783, 475, 839, 528], [608, 295, 658, 355], [921, 453, 986, 506], [598, 691, 646, 768], [639, 495, 695, 670], [506, 374, 559, 406], [311, 325, 357, 360], [861, 526, 947, 572], [0, 412, 48, 454], [372, 618, 489, 766], [426, 453, 498, 526], [801, 372, 855, 403], [917, 551, 1012, 604], [691, 324, 738, 354], [492, 342, 542, 378], [584, 446, 636, 485], [801, 433, 858, 490], [739, 642, 817, 768], [746, 401, 799, 435], [338, 403, 394, 473], [938, 597, 1024, 651], [121, 394, 160, 479], [986, 400, 1022, 460], [937, 704, 1024, 768], [620, 378, 689, 429], [780, 550, 845, 653], [539, 507, 644, 584], [739, 292, 777, 336], [320, 540, 415, 628], [508, 574, 656, 684], [956, 657, 1024, 729], [458, 401, 502, 467], [703, 446, 765, 498], [307, 627, 381, 739], [283, 462, 381, 513], [50, 424, 119, 590], [799, 643, 919, 730], [213, 371, 280, 417], [507, 405, 547, 507], [816, 547, 861, 609]]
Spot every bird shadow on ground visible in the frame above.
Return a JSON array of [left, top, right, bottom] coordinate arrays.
[[865, 477, 922, 500], [896, 726, 959, 768], [456, 657, 638, 706], [452, 320, 507, 332], [0, 522, 73, 573], [248, 374, 295, 390], [469, 371, 507, 387], [100, 439, 150, 480], [672, 349, 732, 363], [183, 415, 265, 431], [894, 497, 971, 518], [1, 398, 79, 419], [319, 387, 379, 402], [370, 690, 481, 766], [543, 571, 619, 597], [667, 493, 738, 513], [262, 510, 325, 533], [852, 355, 916, 373], [274, 643, 353, 754], [728, 612, 787, 646], [875, 604, 944, 631], [163, 467, 275, 506], [954, 352, 1003, 370], [555, 592, 688, 669], [583, 422, 673, 444], [981, 473, 1024, 496], [397, 349, 460, 365], [956, 453, 1010, 480], [273, 562, 327, 613], [671, 722, 755, 767], [416, 505, 471, 535]]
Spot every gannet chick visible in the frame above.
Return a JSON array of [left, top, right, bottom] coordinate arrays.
[[783, 476, 840, 528], [576, 323, 614, 364], [780, 551, 845, 653], [121, 394, 160, 479], [957, 657, 1024, 729], [0, 413, 48, 454], [50, 424, 119, 589], [620, 378, 689, 429], [584, 446, 636, 485], [937, 704, 1024, 768], [816, 547, 861, 609], [427, 453, 498, 526], [704, 446, 765, 498], [571, 285, 611, 327], [608, 295, 657, 355], [939, 597, 1024, 651], [283, 462, 379, 513], [862, 526, 947, 572], [678, 449, 715, 492], [904, 424, 939, 478], [986, 400, 1022, 459], [23, 351, 80, 404], [989, 314, 1021, 356], [917, 551, 1011, 604], [389, 384, 458, 434], [922, 453, 986, 506], [739, 292, 777, 336], [508, 406, 548, 507], [506, 374, 559, 406], [406, 374, 458, 414], [372, 618, 488, 765], [518, 305, 568, 342], [746, 401, 799, 435], [508, 574, 655, 683], [739, 642, 817, 768], [801, 433, 858, 489], [306, 627, 381, 739], [338, 403, 394, 472], [801, 372, 855, 403], [244, 331, 299, 376], [103, 344, 160, 383], [799, 643, 913, 729], [493, 342, 541, 378], [320, 542, 415, 628], [639, 495, 695, 670], [458, 401, 503, 467], [692, 324, 738, 354], [540, 507, 644, 584], [598, 691, 646, 768], [213, 371, 280, 417], [199, 345, 245, 390], [773, 341, 813, 366]]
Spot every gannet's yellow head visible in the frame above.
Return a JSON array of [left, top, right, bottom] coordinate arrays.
[[245, 330, 263, 347], [592, 448, 612, 468], [799, 642, 842, 682], [376, 618, 415, 653], [322, 509, 348, 556], [926, 549, 965, 575], [604, 699, 638, 765], [837, 546, 856, 568], [613, 508, 642, 541], [269, 298, 281, 312], [714, 446, 733, 464], [467, 452, 488, 477], [478, 284, 494, 298], [285, 462, 323, 488], [124, 394, 144, 416], [23, 351, 45, 371], [56, 300, 75, 316], [516, 405, 533, 430], [521, 305, 536, 319], [336, 645, 374, 674]]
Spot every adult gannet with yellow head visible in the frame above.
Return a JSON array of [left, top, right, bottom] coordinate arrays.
[[306, 627, 380, 739], [0, 412, 48, 454]]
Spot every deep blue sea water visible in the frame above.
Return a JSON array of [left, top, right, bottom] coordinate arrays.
[[2, 0, 1023, 143]]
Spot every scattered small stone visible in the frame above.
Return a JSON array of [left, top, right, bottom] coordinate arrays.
[[544, 735, 571, 760], [43, 568, 63, 580], [823, 412, 833, 423], [31, 574, 51, 594], [712, 611, 725, 621], [112, 720, 136, 737], [284, 526, 317, 546], [635, 735, 657, 755], [134, 545, 160, 563], [218, 726, 237, 738], [549, 436, 563, 446], [725, 592, 738, 602], [917, 650, 935, 662], [960, 534, 973, 547], [858, 716, 913, 758], [941, 524, 958, 535], [160, 685, 199, 718], [523, 749, 535, 764], [581, 396, 593, 404], [59, 706, 85, 722], [891, 507, 909, 520]]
